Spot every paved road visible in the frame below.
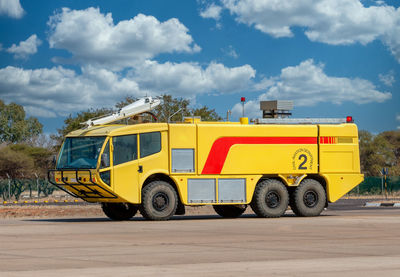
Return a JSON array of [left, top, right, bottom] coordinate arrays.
[[1, 203, 400, 276]]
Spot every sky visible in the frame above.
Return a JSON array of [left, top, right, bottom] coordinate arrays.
[[0, 0, 399, 134]]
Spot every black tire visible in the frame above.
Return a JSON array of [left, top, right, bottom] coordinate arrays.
[[290, 179, 326, 217], [101, 202, 138, 220], [213, 205, 247, 218], [250, 179, 289, 218], [139, 181, 178, 221]]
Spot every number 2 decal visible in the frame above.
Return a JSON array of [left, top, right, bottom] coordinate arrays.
[[292, 148, 313, 170], [298, 154, 307, 170]]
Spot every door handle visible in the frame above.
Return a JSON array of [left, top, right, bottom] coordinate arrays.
[[138, 165, 143, 173]]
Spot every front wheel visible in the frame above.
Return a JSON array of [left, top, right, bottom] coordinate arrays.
[[213, 205, 247, 218], [290, 179, 326, 217], [250, 179, 289, 218], [101, 202, 138, 220], [139, 181, 178, 221]]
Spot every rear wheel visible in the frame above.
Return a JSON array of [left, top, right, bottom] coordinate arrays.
[[139, 181, 178, 221], [213, 205, 247, 218], [290, 179, 326, 217], [250, 179, 289, 218], [101, 202, 138, 220]]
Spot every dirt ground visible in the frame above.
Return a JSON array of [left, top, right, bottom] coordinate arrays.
[[1, 193, 399, 219], [0, 202, 227, 219]]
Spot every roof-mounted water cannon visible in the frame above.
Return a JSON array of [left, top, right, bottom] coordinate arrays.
[[260, 100, 293, 118], [256, 100, 354, 125], [83, 96, 161, 128]]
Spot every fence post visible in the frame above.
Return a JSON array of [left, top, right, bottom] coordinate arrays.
[[6, 173, 11, 200], [385, 174, 388, 200], [34, 173, 40, 201]]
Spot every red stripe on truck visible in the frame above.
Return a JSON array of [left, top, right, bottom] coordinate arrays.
[[320, 136, 336, 144], [201, 137, 318, 174]]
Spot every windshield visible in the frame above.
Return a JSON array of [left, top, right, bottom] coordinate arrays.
[[57, 136, 106, 169]]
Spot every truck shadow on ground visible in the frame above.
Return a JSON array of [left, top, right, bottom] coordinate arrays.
[[23, 213, 333, 223]]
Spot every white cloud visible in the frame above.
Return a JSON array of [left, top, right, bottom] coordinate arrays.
[[221, 0, 400, 62], [0, 0, 24, 19], [0, 61, 256, 117], [24, 106, 57, 118], [231, 59, 391, 118], [252, 77, 275, 91], [232, 100, 263, 119], [48, 8, 201, 70], [132, 60, 256, 96], [0, 66, 141, 118], [1, 59, 389, 120], [262, 59, 391, 105], [222, 45, 239, 59], [6, 34, 42, 59], [200, 4, 223, 20], [379, 71, 395, 86]]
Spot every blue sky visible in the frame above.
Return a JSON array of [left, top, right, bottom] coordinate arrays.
[[0, 0, 399, 134]]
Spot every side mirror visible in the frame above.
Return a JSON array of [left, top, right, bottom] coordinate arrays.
[[101, 153, 110, 168], [52, 155, 57, 168]]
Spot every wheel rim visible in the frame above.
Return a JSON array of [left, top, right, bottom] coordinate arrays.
[[266, 191, 280, 208], [152, 192, 169, 212], [303, 190, 318, 208], [120, 203, 129, 211]]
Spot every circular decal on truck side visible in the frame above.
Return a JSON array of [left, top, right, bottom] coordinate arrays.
[[292, 148, 314, 170]]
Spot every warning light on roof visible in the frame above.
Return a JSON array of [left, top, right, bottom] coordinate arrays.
[[241, 97, 246, 102], [346, 116, 353, 123]]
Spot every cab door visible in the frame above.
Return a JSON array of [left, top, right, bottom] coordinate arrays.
[[111, 134, 140, 203]]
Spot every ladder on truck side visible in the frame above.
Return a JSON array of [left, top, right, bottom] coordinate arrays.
[[83, 96, 161, 128]]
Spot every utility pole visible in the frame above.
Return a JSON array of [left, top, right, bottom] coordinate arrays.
[[226, 110, 231, 121]]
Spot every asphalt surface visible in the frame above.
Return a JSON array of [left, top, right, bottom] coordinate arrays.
[[1, 199, 400, 277]]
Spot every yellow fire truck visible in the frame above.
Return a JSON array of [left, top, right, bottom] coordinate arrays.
[[49, 98, 363, 220]]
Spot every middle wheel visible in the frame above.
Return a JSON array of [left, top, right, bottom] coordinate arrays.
[[139, 180, 178, 221], [213, 204, 247, 218], [250, 179, 289, 218]]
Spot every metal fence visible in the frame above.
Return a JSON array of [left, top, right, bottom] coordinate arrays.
[[1, 176, 399, 201], [0, 178, 57, 201], [349, 176, 400, 196]]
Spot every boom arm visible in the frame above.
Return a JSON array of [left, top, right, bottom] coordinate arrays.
[[83, 97, 161, 127]]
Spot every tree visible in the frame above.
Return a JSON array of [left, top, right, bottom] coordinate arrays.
[[0, 100, 43, 143], [153, 95, 191, 122], [380, 130, 400, 160], [52, 107, 112, 144], [359, 130, 398, 176], [117, 95, 222, 122], [9, 144, 53, 178], [192, 106, 222, 121], [0, 146, 34, 179]]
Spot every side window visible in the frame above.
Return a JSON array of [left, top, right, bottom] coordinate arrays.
[[140, 132, 161, 158], [113, 134, 137, 166], [100, 140, 110, 168]]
